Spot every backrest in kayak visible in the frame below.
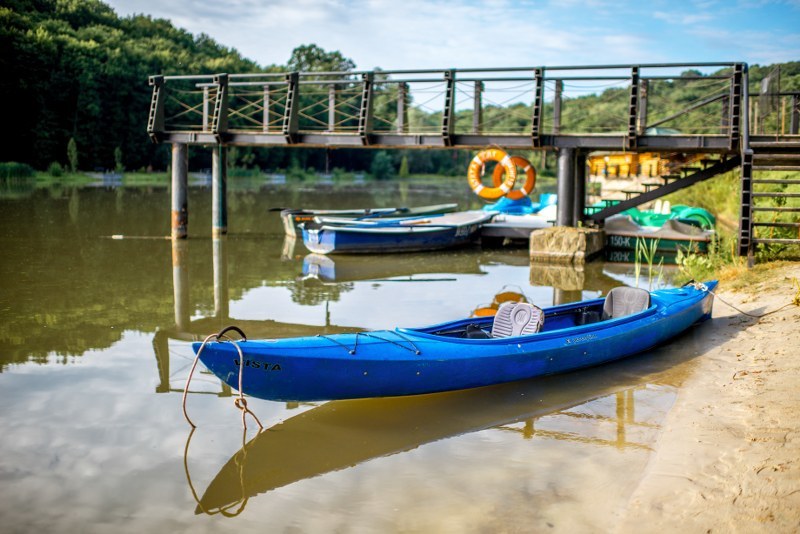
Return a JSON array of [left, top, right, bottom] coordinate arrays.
[[491, 302, 545, 338], [602, 286, 651, 321]]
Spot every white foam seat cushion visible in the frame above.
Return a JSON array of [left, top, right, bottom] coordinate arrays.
[[601, 286, 651, 320], [491, 302, 544, 338]]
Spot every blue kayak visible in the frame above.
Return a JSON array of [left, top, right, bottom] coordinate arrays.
[[193, 282, 716, 401]]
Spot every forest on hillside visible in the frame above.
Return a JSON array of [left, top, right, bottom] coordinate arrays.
[[2, 0, 798, 177]]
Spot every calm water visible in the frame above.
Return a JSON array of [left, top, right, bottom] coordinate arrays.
[[0, 179, 708, 533]]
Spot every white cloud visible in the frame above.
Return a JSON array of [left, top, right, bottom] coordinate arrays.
[[106, 0, 797, 70]]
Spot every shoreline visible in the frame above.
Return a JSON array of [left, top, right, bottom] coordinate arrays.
[[619, 263, 800, 532]]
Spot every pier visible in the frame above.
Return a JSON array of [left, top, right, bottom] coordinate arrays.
[[147, 62, 800, 259]]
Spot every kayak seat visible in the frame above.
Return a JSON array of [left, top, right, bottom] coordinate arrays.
[[602, 286, 651, 321], [492, 302, 544, 338]]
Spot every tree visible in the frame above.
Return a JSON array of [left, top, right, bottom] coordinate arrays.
[[113, 146, 123, 173], [398, 155, 409, 177], [67, 137, 78, 172], [287, 44, 356, 72], [369, 151, 395, 180]]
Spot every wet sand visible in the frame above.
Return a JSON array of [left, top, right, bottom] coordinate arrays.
[[620, 263, 800, 532]]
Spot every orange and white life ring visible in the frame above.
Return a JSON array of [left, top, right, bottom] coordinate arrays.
[[492, 155, 536, 200], [467, 149, 517, 200]]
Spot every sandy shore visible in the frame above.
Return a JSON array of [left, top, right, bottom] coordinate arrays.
[[619, 263, 800, 532]]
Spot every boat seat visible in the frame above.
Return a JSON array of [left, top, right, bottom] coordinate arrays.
[[491, 302, 544, 338], [602, 286, 651, 320]]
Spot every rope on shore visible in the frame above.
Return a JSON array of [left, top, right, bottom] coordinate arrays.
[[685, 280, 798, 319], [183, 326, 263, 431]]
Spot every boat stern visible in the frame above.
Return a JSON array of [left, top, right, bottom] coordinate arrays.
[[698, 280, 718, 322]]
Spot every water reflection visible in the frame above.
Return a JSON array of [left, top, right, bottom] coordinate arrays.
[[189, 353, 683, 516]]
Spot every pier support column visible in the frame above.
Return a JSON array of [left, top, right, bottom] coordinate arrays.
[[212, 144, 228, 236], [171, 143, 188, 239], [573, 152, 587, 224], [213, 236, 229, 320], [172, 239, 190, 332], [556, 147, 576, 227]]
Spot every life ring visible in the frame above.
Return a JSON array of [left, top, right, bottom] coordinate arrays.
[[467, 149, 517, 200], [492, 155, 536, 200]]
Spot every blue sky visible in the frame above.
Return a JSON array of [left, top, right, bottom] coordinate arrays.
[[106, 0, 799, 70]]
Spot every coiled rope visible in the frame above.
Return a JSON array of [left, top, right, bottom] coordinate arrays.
[[183, 326, 263, 431]]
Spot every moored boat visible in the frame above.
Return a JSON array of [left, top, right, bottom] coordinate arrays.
[[604, 215, 715, 253], [279, 203, 458, 237], [193, 282, 716, 401], [300, 210, 493, 254]]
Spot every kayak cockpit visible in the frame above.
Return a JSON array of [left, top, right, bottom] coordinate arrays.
[[406, 286, 655, 340]]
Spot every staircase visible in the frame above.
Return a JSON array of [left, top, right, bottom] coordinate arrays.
[[741, 140, 800, 255]]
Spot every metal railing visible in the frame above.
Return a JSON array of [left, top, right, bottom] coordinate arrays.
[[147, 62, 747, 152]]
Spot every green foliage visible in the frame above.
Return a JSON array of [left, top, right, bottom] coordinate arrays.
[[288, 44, 355, 73], [0, 161, 35, 178], [633, 238, 664, 290], [113, 146, 123, 173], [398, 155, 409, 177], [47, 161, 64, 176], [675, 235, 741, 284], [369, 151, 395, 180], [67, 137, 78, 172]]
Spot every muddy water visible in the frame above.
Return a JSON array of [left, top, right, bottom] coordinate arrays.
[[0, 179, 707, 533]]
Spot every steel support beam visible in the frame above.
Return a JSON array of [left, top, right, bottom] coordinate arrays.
[[211, 74, 228, 143], [170, 143, 188, 239], [358, 72, 374, 145], [557, 147, 576, 227], [791, 94, 799, 135], [626, 67, 639, 150], [738, 150, 753, 259], [589, 156, 741, 222], [442, 69, 456, 146], [283, 72, 299, 143], [147, 75, 165, 143], [531, 68, 544, 147]]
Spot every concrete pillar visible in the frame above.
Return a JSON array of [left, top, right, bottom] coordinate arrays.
[[573, 152, 587, 224], [171, 238, 190, 332], [212, 144, 227, 236], [553, 288, 582, 306], [213, 236, 229, 319], [171, 143, 188, 239], [556, 147, 576, 227]]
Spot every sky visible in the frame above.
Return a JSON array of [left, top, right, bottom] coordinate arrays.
[[105, 0, 800, 70]]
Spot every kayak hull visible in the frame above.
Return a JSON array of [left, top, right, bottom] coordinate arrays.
[[194, 283, 716, 401]]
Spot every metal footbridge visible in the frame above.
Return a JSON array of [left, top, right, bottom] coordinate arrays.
[[146, 62, 800, 259]]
